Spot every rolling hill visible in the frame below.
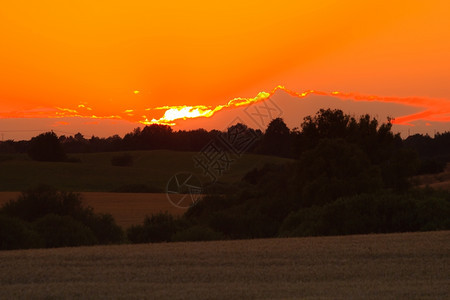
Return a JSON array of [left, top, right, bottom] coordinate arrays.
[[0, 150, 291, 192]]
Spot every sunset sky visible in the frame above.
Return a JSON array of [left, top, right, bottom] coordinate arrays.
[[1, 1, 449, 140]]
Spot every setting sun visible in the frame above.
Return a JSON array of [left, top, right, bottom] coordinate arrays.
[[1, 2, 449, 295], [0, 1, 449, 139]]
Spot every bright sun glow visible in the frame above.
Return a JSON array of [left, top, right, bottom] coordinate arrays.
[[0, 1, 449, 139]]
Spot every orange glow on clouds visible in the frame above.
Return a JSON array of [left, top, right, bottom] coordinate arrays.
[[0, 1, 449, 137], [2, 86, 449, 128]]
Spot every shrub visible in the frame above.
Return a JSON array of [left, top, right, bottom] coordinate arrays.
[[27, 132, 67, 162], [209, 209, 278, 239], [1, 185, 124, 246], [34, 214, 98, 248], [0, 214, 42, 250], [1, 185, 85, 222], [172, 225, 223, 242], [83, 213, 125, 244], [295, 138, 383, 207], [418, 158, 445, 174], [126, 225, 146, 243], [279, 190, 450, 237], [127, 212, 177, 243], [111, 153, 133, 166]]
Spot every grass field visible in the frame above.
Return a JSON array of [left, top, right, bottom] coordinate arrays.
[[0, 150, 291, 192], [0, 230, 448, 299], [0, 150, 288, 227], [0, 192, 187, 228], [416, 163, 450, 191]]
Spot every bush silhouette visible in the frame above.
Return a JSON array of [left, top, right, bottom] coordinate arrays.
[[1, 185, 124, 246], [27, 132, 67, 162], [172, 225, 223, 242], [34, 214, 98, 248], [279, 190, 450, 237], [127, 212, 177, 243], [83, 213, 124, 244], [417, 158, 445, 174], [1, 185, 85, 222], [0, 214, 42, 250]]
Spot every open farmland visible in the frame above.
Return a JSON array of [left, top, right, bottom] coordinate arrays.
[[416, 163, 450, 191], [0, 150, 291, 192], [0, 231, 448, 299], [0, 192, 187, 228], [0, 150, 290, 227]]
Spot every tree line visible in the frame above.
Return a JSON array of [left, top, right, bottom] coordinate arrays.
[[1, 109, 450, 176], [1, 108, 450, 249], [122, 109, 450, 243]]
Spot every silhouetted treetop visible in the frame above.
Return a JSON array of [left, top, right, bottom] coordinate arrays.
[[261, 118, 291, 157], [27, 131, 67, 162]]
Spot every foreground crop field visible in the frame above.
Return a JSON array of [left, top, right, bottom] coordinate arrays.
[[0, 192, 186, 228], [0, 231, 448, 299]]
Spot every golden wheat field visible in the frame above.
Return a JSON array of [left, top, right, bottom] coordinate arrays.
[[0, 231, 448, 299], [0, 192, 187, 228]]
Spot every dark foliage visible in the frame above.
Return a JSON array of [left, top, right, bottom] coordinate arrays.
[[1, 185, 86, 222], [260, 118, 292, 157], [27, 131, 67, 161], [1, 112, 449, 172], [127, 212, 178, 243], [0, 214, 42, 250], [34, 214, 98, 248], [279, 189, 450, 237], [172, 225, 223, 242], [0, 140, 28, 153], [168, 109, 448, 240], [0, 185, 124, 248], [4, 108, 450, 247], [80, 212, 124, 245], [404, 132, 450, 174], [295, 138, 383, 207], [417, 158, 446, 175]]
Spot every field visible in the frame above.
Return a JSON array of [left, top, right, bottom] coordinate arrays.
[[0, 150, 290, 227], [0, 192, 187, 228], [0, 150, 291, 192], [416, 163, 450, 190], [0, 230, 448, 299]]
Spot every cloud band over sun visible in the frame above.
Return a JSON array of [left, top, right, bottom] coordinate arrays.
[[0, 1, 449, 138], [1, 86, 449, 128]]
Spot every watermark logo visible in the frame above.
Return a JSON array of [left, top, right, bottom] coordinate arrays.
[[165, 172, 203, 209], [193, 117, 259, 183], [166, 94, 283, 207], [244, 98, 283, 130]]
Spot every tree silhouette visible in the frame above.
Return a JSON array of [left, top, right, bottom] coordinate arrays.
[[27, 131, 67, 162], [140, 124, 173, 149], [261, 118, 291, 157]]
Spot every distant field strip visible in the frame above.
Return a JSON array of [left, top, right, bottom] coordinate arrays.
[[0, 231, 448, 299], [0, 150, 292, 192], [0, 192, 186, 228]]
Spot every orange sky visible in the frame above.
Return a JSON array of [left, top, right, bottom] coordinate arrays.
[[0, 1, 449, 139]]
